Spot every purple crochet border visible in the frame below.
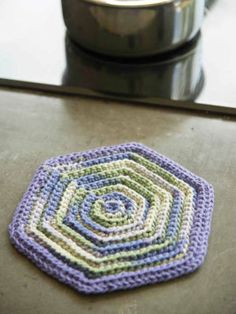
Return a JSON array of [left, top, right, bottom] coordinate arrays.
[[8, 143, 214, 294]]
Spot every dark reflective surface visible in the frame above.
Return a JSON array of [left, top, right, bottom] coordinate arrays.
[[0, 0, 236, 111], [63, 34, 204, 101]]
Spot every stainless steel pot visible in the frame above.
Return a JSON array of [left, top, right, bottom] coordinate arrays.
[[62, 0, 205, 57]]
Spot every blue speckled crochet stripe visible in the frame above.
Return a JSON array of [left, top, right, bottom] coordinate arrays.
[[9, 143, 214, 294]]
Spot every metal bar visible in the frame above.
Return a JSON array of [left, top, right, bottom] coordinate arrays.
[[0, 78, 235, 116]]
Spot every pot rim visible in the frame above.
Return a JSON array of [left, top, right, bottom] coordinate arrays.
[[75, 0, 179, 9]]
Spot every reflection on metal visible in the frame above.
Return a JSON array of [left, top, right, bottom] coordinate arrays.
[[89, 8, 156, 36], [63, 34, 203, 101], [205, 0, 218, 9], [62, 0, 205, 57]]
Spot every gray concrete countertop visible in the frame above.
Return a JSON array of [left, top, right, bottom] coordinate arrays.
[[0, 89, 236, 314]]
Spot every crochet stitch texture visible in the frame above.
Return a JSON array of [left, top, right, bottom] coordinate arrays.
[[9, 143, 214, 294]]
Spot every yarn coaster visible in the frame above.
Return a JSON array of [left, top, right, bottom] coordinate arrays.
[[9, 143, 214, 294]]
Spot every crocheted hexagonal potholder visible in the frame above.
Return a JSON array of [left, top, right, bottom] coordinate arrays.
[[9, 143, 214, 294]]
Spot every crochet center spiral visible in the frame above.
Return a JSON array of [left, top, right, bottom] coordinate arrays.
[[9, 143, 214, 294]]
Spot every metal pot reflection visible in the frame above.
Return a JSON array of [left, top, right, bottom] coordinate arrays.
[[62, 34, 204, 101]]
